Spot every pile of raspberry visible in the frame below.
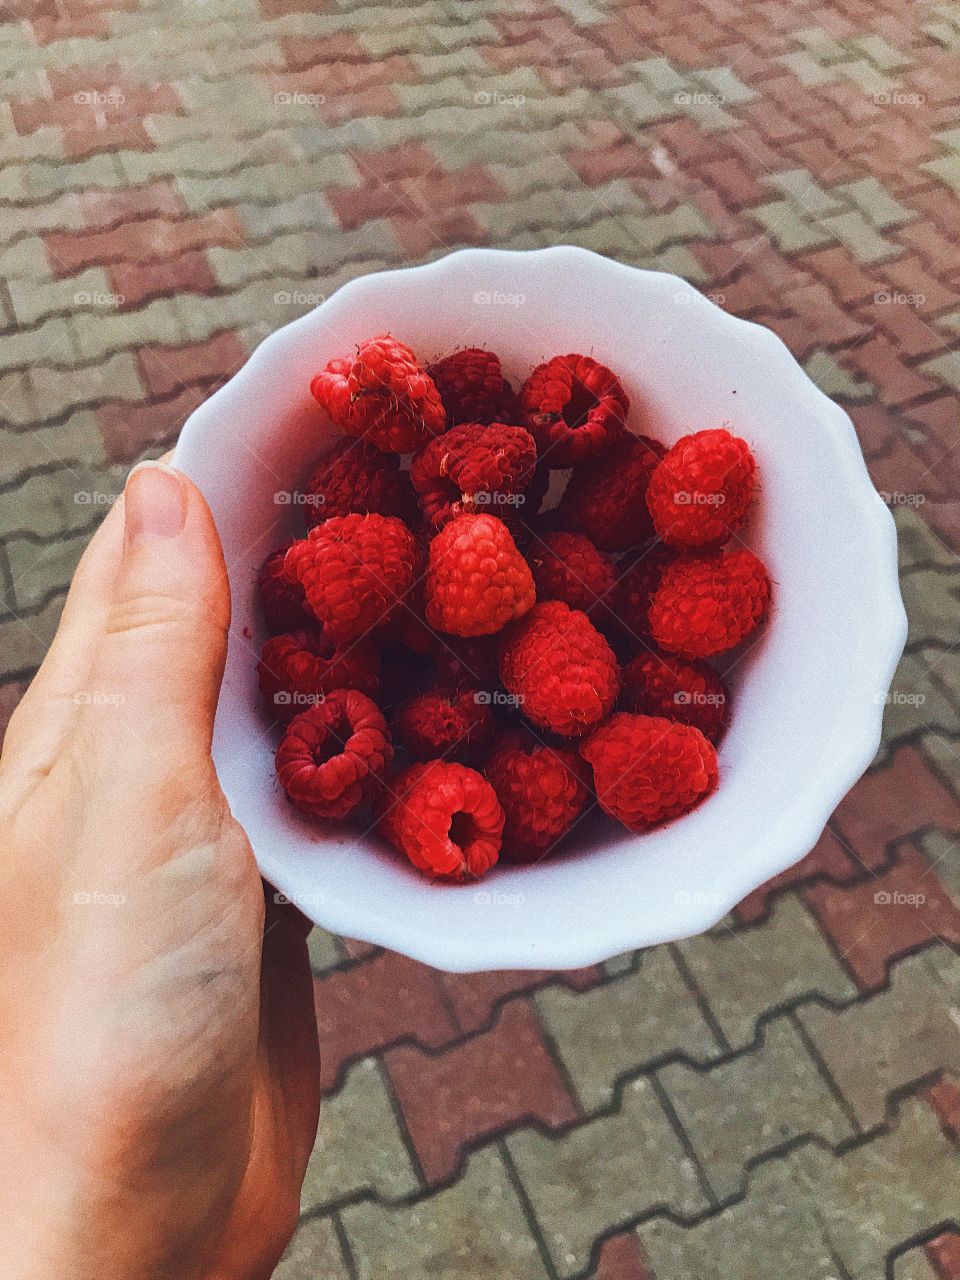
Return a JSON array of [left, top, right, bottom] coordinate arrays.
[[256, 335, 771, 881]]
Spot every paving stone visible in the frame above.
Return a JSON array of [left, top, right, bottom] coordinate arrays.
[[306, 927, 345, 975], [342, 1145, 549, 1280], [658, 1015, 855, 1200], [507, 1077, 707, 1276], [386, 998, 577, 1184], [893, 1246, 942, 1280], [313, 949, 458, 1092], [299, 1057, 419, 1211], [803, 350, 875, 401], [917, 830, 960, 907], [926, 1233, 960, 1280], [274, 1215, 351, 1280], [0, 592, 66, 680], [5, 526, 91, 612], [831, 746, 960, 863], [535, 947, 721, 1112], [675, 895, 857, 1048], [438, 964, 601, 1036], [804, 843, 960, 991], [797, 950, 960, 1129]]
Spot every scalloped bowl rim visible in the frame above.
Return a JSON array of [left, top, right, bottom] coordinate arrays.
[[174, 245, 907, 972]]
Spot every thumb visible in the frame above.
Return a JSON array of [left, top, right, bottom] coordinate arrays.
[[80, 461, 231, 775]]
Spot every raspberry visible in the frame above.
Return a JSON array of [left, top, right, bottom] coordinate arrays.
[[275, 689, 392, 820], [311, 334, 445, 453], [377, 761, 504, 879], [610, 543, 675, 638], [258, 629, 380, 721], [427, 348, 519, 425], [257, 542, 312, 634], [285, 513, 418, 644], [521, 353, 628, 467], [411, 421, 537, 532], [303, 438, 417, 529], [393, 686, 494, 762], [485, 729, 590, 863], [621, 651, 728, 743], [581, 713, 718, 830], [528, 531, 616, 620], [498, 600, 620, 736], [429, 634, 500, 691], [557, 433, 665, 551], [646, 429, 757, 548], [648, 547, 771, 658], [425, 514, 535, 637]]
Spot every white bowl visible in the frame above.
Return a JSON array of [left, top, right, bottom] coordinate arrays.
[[173, 245, 906, 973]]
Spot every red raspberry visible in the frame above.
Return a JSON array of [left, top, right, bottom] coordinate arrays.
[[581, 713, 718, 830], [528, 531, 616, 620], [521, 353, 628, 467], [427, 348, 519, 425], [258, 630, 380, 721], [646, 428, 757, 548], [393, 686, 494, 762], [257, 542, 312, 634], [285, 513, 418, 644], [429, 634, 500, 691], [557, 433, 665, 551], [485, 729, 590, 863], [377, 761, 504, 879], [311, 334, 445, 453], [648, 547, 771, 658], [425, 514, 535, 637], [276, 689, 392, 820], [303, 438, 416, 529], [498, 600, 620, 736], [411, 421, 537, 532], [610, 543, 676, 638], [621, 651, 728, 743]]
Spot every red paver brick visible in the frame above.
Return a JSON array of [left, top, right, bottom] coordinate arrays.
[[591, 1232, 652, 1280], [97, 384, 208, 462], [926, 1075, 960, 1143], [63, 119, 157, 161], [77, 180, 187, 229], [390, 208, 489, 258], [831, 746, 960, 863], [440, 965, 603, 1036], [735, 827, 861, 924], [46, 211, 245, 276], [384, 999, 578, 1184], [927, 1232, 960, 1280], [313, 950, 458, 1093], [107, 251, 219, 311], [136, 331, 248, 398], [347, 140, 436, 185], [803, 842, 960, 991], [279, 31, 366, 72], [328, 165, 502, 232], [32, 13, 112, 41]]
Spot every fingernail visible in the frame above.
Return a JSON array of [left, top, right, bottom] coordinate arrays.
[[124, 462, 187, 546]]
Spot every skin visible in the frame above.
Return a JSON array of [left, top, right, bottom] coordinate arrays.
[[0, 462, 320, 1279]]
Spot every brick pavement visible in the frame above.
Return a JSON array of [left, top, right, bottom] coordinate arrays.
[[1, 0, 959, 1275]]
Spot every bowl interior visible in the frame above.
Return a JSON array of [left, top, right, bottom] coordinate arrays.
[[174, 247, 904, 971]]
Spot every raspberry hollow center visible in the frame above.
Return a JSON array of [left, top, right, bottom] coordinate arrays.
[[448, 810, 476, 849], [563, 375, 597, 429]]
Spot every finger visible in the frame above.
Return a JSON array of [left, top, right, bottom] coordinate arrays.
[[78, 461, 231, 780]]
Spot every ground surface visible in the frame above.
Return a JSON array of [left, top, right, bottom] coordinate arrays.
[[1, 0, 959, 1276]]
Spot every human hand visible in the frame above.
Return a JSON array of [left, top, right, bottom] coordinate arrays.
[[0, 462, 320, 1280]]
